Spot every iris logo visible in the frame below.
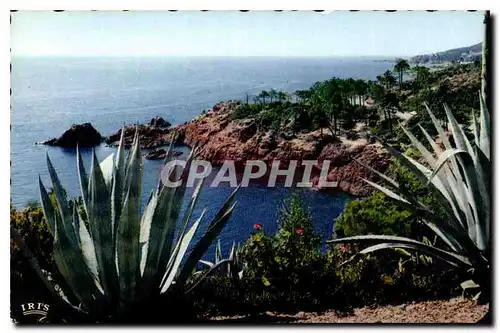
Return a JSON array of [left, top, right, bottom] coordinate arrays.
[[20, 303, 49, 322]]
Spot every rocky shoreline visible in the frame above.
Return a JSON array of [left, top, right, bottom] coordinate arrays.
[[174, 101, 390, 196], [42, 102, 390, 196]]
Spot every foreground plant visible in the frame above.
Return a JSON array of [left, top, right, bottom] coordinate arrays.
[[13, 130, 238, 322], [196, 240, 244, 282], [329, 27, 491, 304], [328, 93, 490, 301]]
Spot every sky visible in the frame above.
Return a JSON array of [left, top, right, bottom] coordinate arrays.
[[11, 11, 485, 57]]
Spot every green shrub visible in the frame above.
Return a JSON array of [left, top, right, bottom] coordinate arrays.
[[10, 203, 63, 322], [334, 192, 413, 238]]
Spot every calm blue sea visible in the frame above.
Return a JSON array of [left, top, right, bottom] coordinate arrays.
[[11, 56, 393, 257]]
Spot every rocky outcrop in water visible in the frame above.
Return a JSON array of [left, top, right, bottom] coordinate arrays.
[[144, 148, 182, 160], [150, 116, 171, 128], [105, 124, 171, 149], [41, 123, 103, 148]]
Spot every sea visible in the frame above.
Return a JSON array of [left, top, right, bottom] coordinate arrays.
[[11, 56, 394, 257]]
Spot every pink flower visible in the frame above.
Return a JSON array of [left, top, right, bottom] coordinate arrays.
[[253, 223, 263, 230], [296, 227, 304, 235]]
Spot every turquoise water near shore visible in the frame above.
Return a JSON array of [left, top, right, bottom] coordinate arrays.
[[11, 56, 393, 256]]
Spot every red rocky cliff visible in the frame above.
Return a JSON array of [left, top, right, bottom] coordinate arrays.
[[174, 101, 390, 196]]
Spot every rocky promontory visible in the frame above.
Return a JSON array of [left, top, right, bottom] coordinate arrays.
[[105, 116, 172, 149], [41, 123, 103, 148], [174, 101, 390, 196]]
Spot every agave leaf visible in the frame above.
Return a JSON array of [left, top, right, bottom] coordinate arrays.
[[443, 104, 474, 158], [426, 148, 468, 186], [116, 186, 142, 308], [52, 210, 100, 308], [423, 102, 467, 189], [452, 151, 487, 250], [76, 207, 101, 288], [99, 153, 115, 189], [76, 146, 89, 215], [185, 258, 232, 294], [116, 133, 143, 308], [403, 125, 468, 228], [140, 160, 183, 287], [380, 141, 464, 231], [112, 128, 127, 240], [399, 123, 437, 167], [420, 219, 465, 253], [177, 192, 238, 283], [161, 134, 176, 167], [473, 145, 490, 244], [88, 150, 116, 300], [229, 241, 236, 262], [207, 185, 241, 231], [215, 239, 222, 263], [327, 235, 473, 267], [359, 243, 460, 268], [362, 179, 411, 204], [38, 177, 55, 236], [199, 260, 214, 268], [46, 154, 77, 246], [115, 127, 127, 179], [472, 114, 480, 151], [421, 104, 473, 227], [420, 108, 465, 182], [160, 209, 206, 294], [141, 186, 178, 287], [161, 179, 204, 288], [139, 190, 158, 276], [355, 159, 429, 211], [418, 123, 467, 201], [11, 226, 87, 314], [478, 93, 490, 159], [157, 147, 199, 270]]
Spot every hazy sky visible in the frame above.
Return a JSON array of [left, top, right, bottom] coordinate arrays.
[[11, 11, 484, 57]]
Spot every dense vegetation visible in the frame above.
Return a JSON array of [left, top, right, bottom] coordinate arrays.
[[232, 61, 481, 149], [11, 190, 464, 321]]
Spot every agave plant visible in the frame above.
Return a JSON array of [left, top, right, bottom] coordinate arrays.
[[13, 130, 239, 322], [328, 95, 490, 301], [197, 240, 244, 280]]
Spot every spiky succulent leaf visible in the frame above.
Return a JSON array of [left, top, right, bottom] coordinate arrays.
[[52, 209, 101, 307], [76, 146, 89, 215], [38, 177, 55, 236], [177, 187, 238, 283], [160, 209, 206, 293], [46, 154, 77, 246], [327, 235, 472, 267], [88, 150, 117, 301], [116, 131, 143, 308]]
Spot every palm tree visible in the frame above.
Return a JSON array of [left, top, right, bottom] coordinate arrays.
[[269, 89, 278, 103], [259, 90, 270, 104], [377, 70, 397, 91], [276, 91, 288, 103], [393, 59, 411, 91], [354, 79, 368, 106], [411, 65, 431, 88], [295, 90, 310, 103]]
